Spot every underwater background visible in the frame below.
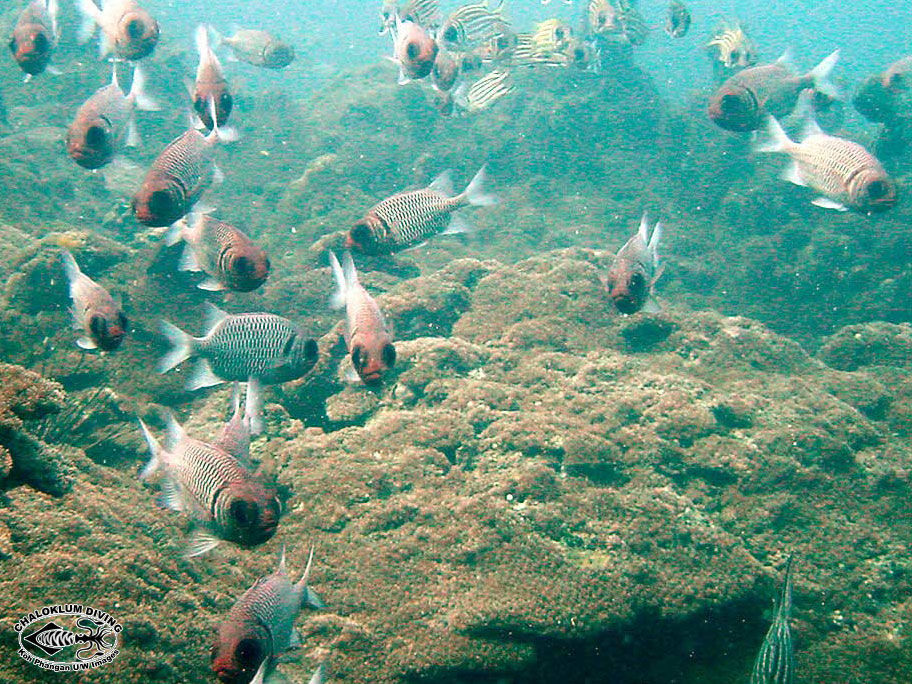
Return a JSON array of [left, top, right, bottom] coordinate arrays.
[[0, 0, 910, 681]]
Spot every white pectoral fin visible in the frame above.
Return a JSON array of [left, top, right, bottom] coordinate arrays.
[[811, 196, 848, 211], [186, 359, 224, 391], [178, 244, 202, 272], [641, 295, 662, 314], [76, 336, 97, 350], [442, 212, 472, 235], [197, 277, 226, 291], [158, 478, 186, 512], [183, 527, 222, 558], [245, 377, 265, 436]]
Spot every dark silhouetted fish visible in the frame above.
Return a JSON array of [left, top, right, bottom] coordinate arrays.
[[750, 555, 795, 684]]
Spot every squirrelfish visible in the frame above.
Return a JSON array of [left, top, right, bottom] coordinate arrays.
[[439, 0, 509, 52], [131, 116, 233, 227], [347, 166, 496, 254], [604, 214, 663, 314], [755, 113, 897, 213], [9, 0, 58, 77], [159, 304, 319, 432], [330, 251, 396, 385], [392, 18, 438, 83], [62, 251, 127, 351], [66, 64, 158, 169], [166, 213, 270, 293], [193, 25, 232, 130], [217, 28, 295, 69], [76, 0, 159, 61], [708, 50, 839, 132], [454, 68, 513, 111], [706, 21, 757, 70], [749, 556, 795, 684], [431, 48, 461, 92], [665, 0, 690, 39], [138, 409, 279, 557], [211, 547, 323, 684]]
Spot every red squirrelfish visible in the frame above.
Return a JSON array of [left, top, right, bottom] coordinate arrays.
[[132, 114, 234, 227], [755, 113, 897, 213], [9, 0, 58, 78], [66, 64, 158, 169], [329, 251, 396, 385], [61, 251, 127, 351], [76, 0, 160, 61], [211, 547, 323, 684], [193, 24, 232, 130], [603, 214, 663, 315], [138, 411, 280, 557], [347, 166, 496, 254], [709, 50, 840, 132], [166, 213, 270, 293], [392, 18, 438, 83]]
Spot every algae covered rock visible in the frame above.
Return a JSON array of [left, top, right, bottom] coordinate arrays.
[[817, 322, 912, 371]]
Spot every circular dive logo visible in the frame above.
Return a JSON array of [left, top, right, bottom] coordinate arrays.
[[15, 604, 121, 672]]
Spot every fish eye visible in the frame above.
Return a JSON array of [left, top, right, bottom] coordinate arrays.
[[382, 343, 397, 368], [86, 124, 108, 148], [219, 92, 233, 110], [149, 189, 176, 217], [444, 26, 457, 42], [230, 499, 259, 527], [598, 13, 606, 26], [234, 638, 262, 667], [232, 255, 252, 274], [127, 18, 146, 40], [304, 339, 318, 360], [574, 47, 586, 61], [406, 41, 420, 61], [555, 28, 564, 40], [8, 37, 16, 54], [720, 93, 741, 113], [89, 315, 108, 338], [730, 50, 740, 61], [116, 313, 129, 333], [629, 272, 645, 291], [867, 180, 889, 199], [350, 222, 372, 245], [33, 32, 48, 52], [351, 345, 365, 370]]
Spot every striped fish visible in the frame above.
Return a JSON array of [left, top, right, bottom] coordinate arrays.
[[456, 68, 514, 110], [211, 547, 324, 684], [138, 412, 280, 557], [346, 167, 497, 254], [511, 34, 570, 67], [615, 0, 648, 46], [399, 0, 441, 28], [750, 555, 795, 684], [755, 112, 897, 213], [707, 21, 757, 69], [531, 18, 572, 51], [587, 0, 618, 36], [439, 0, 509, 51]]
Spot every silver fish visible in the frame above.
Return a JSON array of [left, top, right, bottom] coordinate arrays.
[[346, 167, 496, 254], [138, 412, 280, 557], [455, 69, 514, 111], [211, 547, 324, 684], [750, 555, 795, 684]]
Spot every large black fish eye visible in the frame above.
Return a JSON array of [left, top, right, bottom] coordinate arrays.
[[8, 37, 16, 54], [598, 13, 606, 26], [304, 338, 318, 360], [351, 345, 365, 370], [444, 26, 457, 42], [89, 315, 108, 338], [867, 180, 888, 199], [382, 343, 397, 368], [555, 28, 565, 40], [629, 272, 646, 291], [149, 189, 175, 217], [33, 32, 48, 52], [574, 47, 586, 61], [219, 92, 233, 111], [234, 638, 262, 667], [127, 18, 145, 40], [230, 499, 259, 526], [730, 50, 740, 62], [720, 93, 741, 113], [406, 41, 420, 61], [350, 222, 372, 245], [116, 312, 129, 332], [86, 124, 108, 148], [232, 255, 251, 274]]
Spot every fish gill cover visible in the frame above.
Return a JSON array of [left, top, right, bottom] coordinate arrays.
[[0, 0, 909, 683]]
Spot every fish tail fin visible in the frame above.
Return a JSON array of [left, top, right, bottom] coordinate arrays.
[[207, 25, 224, 49], [60, 250, 81, 284], [230, 381, 242, 419], [308, 664, 327, 684], [297, 544, 325, 609], [130, 63, 160, 112], [205, 97, 239, 144], [163, 218, 186, 247], [342, 251, 359, 287], [74, 0, 100, 44], [244, 377, 264, 436], [138, 419, 162, 480], [157, 320, 195, 373], [648, 220, 662, 267], [775, 48, 796, 73], [753, 116, 794, 154], [808, 49, 840, 100], [328, 251, 347, 309], [47, 0, 59, 38], [637, 213, 649, 244], [463, 165, 498, 207]]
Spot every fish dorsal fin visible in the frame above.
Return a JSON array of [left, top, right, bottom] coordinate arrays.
[[342, 251, 359, 287], [796, 91, 823, 140], [801, 114, 824, 140], [165, 411, 186, 450], [775, 48, 796, 73], [110, 61, 120, 90], [203, 302, 229, 331], [297, 544, 315, 588], [429, 169, 455, 196], [329, 251, 347, 309], [648, 221, 662, 263], [278, 544, 287, 574]]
